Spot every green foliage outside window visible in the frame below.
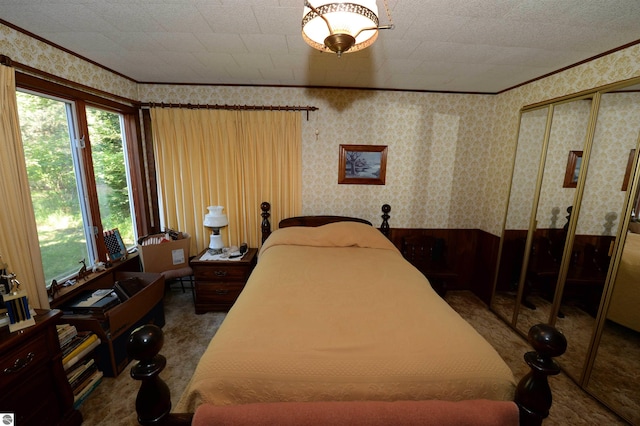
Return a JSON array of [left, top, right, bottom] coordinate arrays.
[[17, 92, 135, 285]]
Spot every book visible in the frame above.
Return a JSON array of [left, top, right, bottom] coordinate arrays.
[[64, 289, 120, 316], [63, 336, 101, 371], [114, 277, 145, 298], [112, 283, 129, 302], [73, 370, 103, 409], [57, 323, 78, 347], [66, 357, 95, 383], [71, 364, 99, 394], [62, 332, 94, 358]]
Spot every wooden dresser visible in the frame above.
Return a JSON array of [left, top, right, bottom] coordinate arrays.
[[191, 248, 257, 313], [0, 309, 82, 426]]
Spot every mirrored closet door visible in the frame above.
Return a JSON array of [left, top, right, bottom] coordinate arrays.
[[583, 88, 640, 425], [492, 106, 549, 325], [514, 97, 593, 338], [491, 79, 640, 425]]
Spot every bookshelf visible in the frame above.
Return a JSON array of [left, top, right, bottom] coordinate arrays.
[[57, 324, 103, 409]]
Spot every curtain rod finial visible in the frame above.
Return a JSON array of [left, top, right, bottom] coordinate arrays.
[[0, 55, 13, 67]]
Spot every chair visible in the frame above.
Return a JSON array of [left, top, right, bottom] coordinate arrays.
[[161, 265, 194, 294]]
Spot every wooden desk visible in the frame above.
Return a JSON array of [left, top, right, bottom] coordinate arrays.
[[191, 248, 257, 313]]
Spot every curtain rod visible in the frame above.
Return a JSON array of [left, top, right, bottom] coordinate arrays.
[[1, 55, 319, 119], [141, 102, 319, 120]]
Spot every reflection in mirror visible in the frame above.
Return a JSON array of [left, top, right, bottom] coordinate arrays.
[[516, 99, 592, 336], [555, 91, 637, 381], [586, 90, 640, 424], [492, 107, 548, 325]]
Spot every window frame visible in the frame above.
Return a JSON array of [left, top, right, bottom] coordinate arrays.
[[15, 72, 155, 272]]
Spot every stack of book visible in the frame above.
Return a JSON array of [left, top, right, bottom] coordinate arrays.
[[68, 358, 103, 409], [57, 324, 103, 408], [56, 323, 78, 347], [63, 289, 121, 318]]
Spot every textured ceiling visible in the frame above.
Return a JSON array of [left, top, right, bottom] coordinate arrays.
[[1, 0, 640, 93]]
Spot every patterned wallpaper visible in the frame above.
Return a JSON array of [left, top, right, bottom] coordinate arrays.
[[137, 85, 497, 229], [482, 44, 640, 235], [577, 92, 640, 236], [504, 107, 548, 230], [0, 24, 138, 100], [502, 93, 640, 236], [3, 22, 640, 235]]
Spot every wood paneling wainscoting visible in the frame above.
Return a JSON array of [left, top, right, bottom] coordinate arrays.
[[387, 229, 500, 305]]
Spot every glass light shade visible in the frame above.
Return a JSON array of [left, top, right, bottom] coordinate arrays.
[[203, 206, 229, 228], [302, 1, 379, 55]]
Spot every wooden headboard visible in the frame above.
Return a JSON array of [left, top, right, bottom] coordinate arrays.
[[279, 216, 372, 228], [260, 202, 391, 243]]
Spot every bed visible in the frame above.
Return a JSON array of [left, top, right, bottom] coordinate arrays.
[[128, 203, 566, 426], [607, 231, 640, 332]]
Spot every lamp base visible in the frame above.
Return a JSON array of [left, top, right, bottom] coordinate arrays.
[[208, 233, 224, 254]]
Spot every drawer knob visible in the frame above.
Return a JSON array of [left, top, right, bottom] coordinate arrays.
[[215, 289, 229, 295], [4, 351, 35, 374], [214, 270, 227, 277]]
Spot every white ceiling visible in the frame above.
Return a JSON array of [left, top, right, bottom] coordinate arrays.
[[1, 0, 640, 93]]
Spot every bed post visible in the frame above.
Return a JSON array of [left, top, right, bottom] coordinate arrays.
[[516, 324, 567, 426], [128, 324, 192, 426], [261, 201, 271, 243], [128, 321, 566, 426], [380, 204, 391, 238]]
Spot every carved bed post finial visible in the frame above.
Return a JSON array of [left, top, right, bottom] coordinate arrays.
[[128, 324, 171, 425], [380, 204, 391, 239], [515, 324, 567, 426], [261, 202, 271, 244]]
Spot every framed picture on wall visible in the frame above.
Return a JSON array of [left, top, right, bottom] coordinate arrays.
[[563, 150, 583, 188], [338, 144, 388, 185]]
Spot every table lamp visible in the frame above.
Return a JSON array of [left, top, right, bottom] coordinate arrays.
[[203, 205, 228, 254]]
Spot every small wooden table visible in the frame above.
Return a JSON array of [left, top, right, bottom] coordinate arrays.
[[190, 248, 257, 314]]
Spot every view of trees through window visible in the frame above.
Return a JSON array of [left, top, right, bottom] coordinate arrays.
[[86, 107, 135, 247], [16, 91, 135, 286]]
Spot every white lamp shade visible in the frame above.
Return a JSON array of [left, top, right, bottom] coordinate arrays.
[[203, 206, 229, 228], [302, 1, 379, 54]]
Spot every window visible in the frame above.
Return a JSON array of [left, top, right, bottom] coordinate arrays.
[[16, 90, 139, 286]]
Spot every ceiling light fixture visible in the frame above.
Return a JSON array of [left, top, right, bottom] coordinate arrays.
[[302, 0, 394, 58]]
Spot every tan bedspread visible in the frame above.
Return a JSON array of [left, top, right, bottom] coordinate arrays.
[[176, 222, 515, 412], [608, 232, 640, 332]]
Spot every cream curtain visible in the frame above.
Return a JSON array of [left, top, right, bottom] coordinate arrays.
[[0, 65, 49, 309], [150, 108, 302, 253]]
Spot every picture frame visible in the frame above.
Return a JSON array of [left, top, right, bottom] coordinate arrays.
[[338, 144, 388, 185], [563, 150, 583, 188], [622, 149, 636, 191]]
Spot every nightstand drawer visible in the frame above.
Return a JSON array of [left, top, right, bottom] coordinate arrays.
[[194, 265, 251, 282], [195, 283, 244, 303], [191, 248, 257, 313]]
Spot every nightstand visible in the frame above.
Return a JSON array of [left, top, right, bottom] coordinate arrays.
[[191, 248, 257, 313]]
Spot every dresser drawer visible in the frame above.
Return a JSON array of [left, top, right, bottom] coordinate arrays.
[[0, 335, 48, 388], [1, 362, 61, 425], [194, 264, 251, 282]]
